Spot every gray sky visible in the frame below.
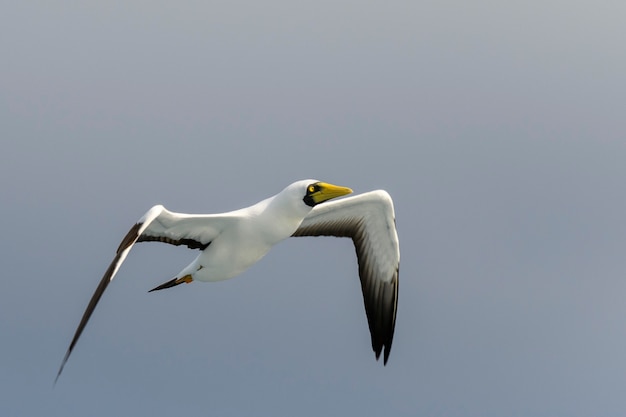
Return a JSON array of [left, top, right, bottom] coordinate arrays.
[[2, 1, 626, 416]]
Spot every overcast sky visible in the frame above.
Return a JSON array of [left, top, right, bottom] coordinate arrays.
[[2, 1, 626, 416]]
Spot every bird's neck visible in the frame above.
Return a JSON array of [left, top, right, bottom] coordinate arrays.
[[255, 196, 310, 240]]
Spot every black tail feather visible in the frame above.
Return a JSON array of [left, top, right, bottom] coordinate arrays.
[[149, 278, 183, 292]]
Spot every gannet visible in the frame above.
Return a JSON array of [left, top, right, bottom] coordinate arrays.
[[56, 180, 399, 381]]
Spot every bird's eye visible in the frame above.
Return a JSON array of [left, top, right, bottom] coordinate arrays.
[[308, 185, 316, 193]]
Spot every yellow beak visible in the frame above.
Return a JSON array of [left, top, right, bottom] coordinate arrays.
[[311, 182, 353, 204]]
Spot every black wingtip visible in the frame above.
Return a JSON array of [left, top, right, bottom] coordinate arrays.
[[370, 346, 391, 366], [54, 349, 71, 386], [54, 367, 63, 386]]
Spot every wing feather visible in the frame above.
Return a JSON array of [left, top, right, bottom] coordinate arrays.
[[292, 190, 400, 364], [56, 205, 234, 382]]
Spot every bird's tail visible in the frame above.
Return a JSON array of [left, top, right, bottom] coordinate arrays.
[[148, 274, 193, 292]]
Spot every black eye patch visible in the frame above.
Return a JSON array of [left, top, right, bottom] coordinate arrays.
[[307, 183, 321, 194]]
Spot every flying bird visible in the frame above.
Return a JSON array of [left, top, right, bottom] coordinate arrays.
[[56, 180, 399, 382]]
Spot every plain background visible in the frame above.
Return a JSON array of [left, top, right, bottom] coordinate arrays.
[[2, 1, 626, 416]]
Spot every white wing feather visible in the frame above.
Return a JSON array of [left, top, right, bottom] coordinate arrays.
[[56, 205, 235, 382]]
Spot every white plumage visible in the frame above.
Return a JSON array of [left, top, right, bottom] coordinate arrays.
[[56, 180, 399, 382]]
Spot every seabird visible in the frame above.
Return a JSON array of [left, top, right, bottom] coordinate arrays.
[[56, 180, 399, 381]]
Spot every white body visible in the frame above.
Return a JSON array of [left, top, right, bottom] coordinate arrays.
[[186, 184, 313, 282]]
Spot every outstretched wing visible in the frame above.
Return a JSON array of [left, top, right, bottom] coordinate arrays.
[[56, 205, 234, 382], [292, 190, 400, 365]]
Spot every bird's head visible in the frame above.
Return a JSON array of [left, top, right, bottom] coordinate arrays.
[[272, 180, 352, 219], [299, 180, 353, 207]]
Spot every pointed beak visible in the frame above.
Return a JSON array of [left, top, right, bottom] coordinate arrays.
[[312, 182, 353, 204]]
